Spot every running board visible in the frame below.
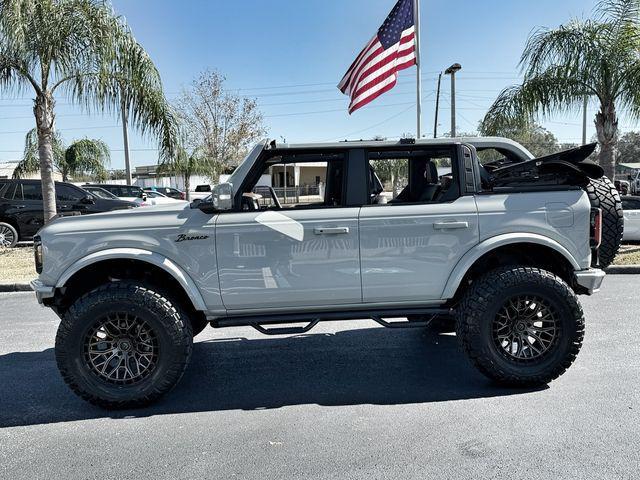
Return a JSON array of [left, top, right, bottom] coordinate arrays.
[[211, 306, 452, 335]]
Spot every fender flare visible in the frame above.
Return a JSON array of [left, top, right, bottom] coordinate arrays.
[[56, 248, 208, 311], [441, 233, 581, 299]]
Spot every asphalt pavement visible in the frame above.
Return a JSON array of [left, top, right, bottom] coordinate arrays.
[[0, 276, 638, 479]]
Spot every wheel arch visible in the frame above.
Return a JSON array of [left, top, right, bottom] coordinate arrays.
[[55, 249, 207, 313], [442, 234, 581, 301]]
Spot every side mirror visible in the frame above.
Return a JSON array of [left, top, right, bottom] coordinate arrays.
[[192, 183, 234, 214], [81, 195, 94, 205]]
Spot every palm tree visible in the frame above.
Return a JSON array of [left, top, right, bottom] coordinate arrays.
[[159, 146, 210, 201], [482, 0, 640, 180], [13, 128, 110, 182], [0, 0, 176, 222]]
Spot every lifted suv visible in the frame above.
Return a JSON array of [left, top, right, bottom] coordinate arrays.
[[32, 138, 619, 408]]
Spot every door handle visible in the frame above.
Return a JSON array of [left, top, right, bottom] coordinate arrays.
[[314, 227, 350, 235], [433, 221, 469, 230]]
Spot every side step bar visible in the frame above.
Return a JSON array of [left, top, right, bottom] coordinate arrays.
[[210, 307, 452, 336]]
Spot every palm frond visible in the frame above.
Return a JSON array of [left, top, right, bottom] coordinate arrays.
[[12, 128, 65, 178], [64, 138, 110, 180], [483, 68, 589, 133]]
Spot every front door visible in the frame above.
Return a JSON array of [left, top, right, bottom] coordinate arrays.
[[216, 152, 362, 311], [216, 208, 361, 310]]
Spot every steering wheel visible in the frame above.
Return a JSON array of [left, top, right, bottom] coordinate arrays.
[[267, 186, 282, 209]]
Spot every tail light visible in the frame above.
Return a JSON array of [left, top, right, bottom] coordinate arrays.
[[33, 235, 43, 274], [590, 207, 602, 249], [180, 192, 186, 200]]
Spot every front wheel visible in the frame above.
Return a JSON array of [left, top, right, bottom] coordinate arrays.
[[456, 267, 584, 386], [55, 282, 193, 409]]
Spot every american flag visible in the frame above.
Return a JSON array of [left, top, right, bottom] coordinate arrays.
[[338, 0, 416, 114]]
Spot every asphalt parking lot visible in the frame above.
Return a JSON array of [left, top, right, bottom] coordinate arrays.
[[0, 276, 638, 480]]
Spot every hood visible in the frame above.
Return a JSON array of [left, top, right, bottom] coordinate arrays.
[[40, 202, 195, 237]]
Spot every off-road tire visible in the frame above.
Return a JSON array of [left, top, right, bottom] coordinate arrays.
[[0, 222, 18, 248], [586, 176, 623, 268], [55, 282, 193, 409], [456, 266, 584, 386]]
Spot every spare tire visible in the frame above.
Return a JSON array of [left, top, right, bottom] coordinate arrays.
[[585, 176, 624, 268]]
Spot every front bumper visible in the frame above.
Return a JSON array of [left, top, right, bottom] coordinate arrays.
[[30, 279, 55, 305], [574, 268, 606, 294]]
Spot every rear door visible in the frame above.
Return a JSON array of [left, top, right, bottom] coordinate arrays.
[[11, 181, 45, 238], [215, 150, 362, 310], [359, 145, 479, 303]]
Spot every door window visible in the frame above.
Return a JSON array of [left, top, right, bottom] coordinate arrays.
[[56, 184, 82, 202], [18, 183, 43, 201], [367, 147, 458, 205], [243, 153, 345, 210]]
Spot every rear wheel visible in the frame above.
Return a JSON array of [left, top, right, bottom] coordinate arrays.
[[0, 222, 18, 248], [55, 282, 193, 409], [456, 266, 584, 386], [586, 176, 623, 268]]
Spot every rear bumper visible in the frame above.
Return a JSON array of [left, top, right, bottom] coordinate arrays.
[[574, 268, 606, 294], [30, 279, 55, 304]]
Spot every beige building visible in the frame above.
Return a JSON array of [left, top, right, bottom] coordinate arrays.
[[269, 162, 327, 189]]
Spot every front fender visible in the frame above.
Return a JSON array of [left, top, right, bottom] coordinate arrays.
[[56, 248, 208, 311], [440, 233, 581, 300]]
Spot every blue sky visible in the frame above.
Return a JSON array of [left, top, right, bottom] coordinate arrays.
[[0, 0, 622, 169]]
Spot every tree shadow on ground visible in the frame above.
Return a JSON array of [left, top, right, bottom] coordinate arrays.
[[0, 327, 544, 428]]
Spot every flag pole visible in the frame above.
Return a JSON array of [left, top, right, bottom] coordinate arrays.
[[414, 0, 422, 139]]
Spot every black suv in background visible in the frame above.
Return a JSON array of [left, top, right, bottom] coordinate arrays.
[[0, 179, 137, 247]]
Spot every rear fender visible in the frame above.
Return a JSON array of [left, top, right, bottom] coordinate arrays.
[[441, 233, 581, 300]]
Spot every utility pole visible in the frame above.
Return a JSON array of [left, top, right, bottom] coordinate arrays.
[[582, 96, 588, 145], [445, 63, 462, 138], [414, 0, 422, 139], [434, 72, 442, 138], [121, 102, 132, 186]]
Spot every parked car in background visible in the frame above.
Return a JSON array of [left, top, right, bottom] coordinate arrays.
[[82, 185, 120, 200], [144, 190, 188, 206], [84, 183, 147, 203], [189, 184, 212, 200], [622, 196, 640, 241], [144, 186, 185, 200], [0, 179, 136, 248]]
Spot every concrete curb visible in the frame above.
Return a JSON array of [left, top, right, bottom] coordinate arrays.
[[0, 283, 32, 292], [605, 265, 640, 274]]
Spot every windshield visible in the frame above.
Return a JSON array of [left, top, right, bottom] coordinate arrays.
[[85, 187, 117, 199], [104, 186, 143, 197], [226, 141, 268, 190]]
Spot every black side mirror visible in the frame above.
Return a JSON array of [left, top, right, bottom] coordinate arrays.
[[81, 195, 94, 205]]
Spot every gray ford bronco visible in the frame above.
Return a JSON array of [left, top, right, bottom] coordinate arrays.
[[31, 137, 623, 409]]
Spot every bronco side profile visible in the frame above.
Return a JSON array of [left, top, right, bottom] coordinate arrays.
[[31, 137, 622, 409]]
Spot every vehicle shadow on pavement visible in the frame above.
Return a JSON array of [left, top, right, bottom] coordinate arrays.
[[0, 327, 545, 428]]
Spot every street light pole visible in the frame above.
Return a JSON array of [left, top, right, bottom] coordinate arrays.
[[121, 101, 132, 186], [434, 72, 442, 138], [445, 63, 462, 138], [582, 96, 588, 145]]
